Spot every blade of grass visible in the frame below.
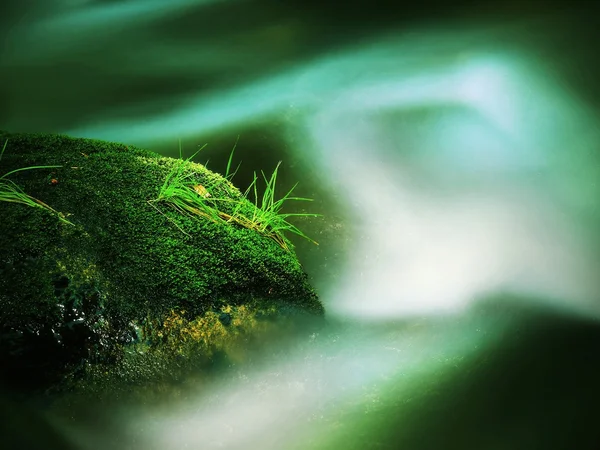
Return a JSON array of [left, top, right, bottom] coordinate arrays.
[[1, 164, 64, 179], [225, 135, 240, 179]]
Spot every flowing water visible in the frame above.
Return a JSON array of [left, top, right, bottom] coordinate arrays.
[[1, 1, 600, 449]]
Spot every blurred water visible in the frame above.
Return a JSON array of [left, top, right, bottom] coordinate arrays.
[[1, 1, 600, 449]]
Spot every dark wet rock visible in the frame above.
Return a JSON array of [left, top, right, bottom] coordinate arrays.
[[0, 130, 324, 397], [218, 312, 232, 326]]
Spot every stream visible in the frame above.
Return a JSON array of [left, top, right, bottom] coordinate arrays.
[[1, 1, 600, 449]]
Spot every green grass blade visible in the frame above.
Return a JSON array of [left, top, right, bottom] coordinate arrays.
[[0, 139, 8, 162], [225, 135, 240, 179], [1, 164, 64, 179]]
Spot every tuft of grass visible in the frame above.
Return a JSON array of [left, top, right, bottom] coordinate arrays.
[[0, 139, 74, 225], [149, 139, 320, 251], [228, 162, 320, 249]]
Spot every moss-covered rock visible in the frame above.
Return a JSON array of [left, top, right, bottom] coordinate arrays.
[[0, 130, 323, 395]]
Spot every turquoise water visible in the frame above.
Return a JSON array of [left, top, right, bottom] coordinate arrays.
[[1, 1, 600, 449]]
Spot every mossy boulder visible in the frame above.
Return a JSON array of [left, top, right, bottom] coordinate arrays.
[[0, 131, 323, 396]]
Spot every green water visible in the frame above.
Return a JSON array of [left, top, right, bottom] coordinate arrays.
[[1, 1, 600, 449]]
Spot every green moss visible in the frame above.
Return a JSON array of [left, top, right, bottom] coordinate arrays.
[[0, 130, 323, 393]]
